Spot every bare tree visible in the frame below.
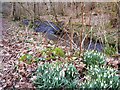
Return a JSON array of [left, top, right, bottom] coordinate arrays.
[[117, 1, 120, 53], [79, 2, 84, 56], [11, 2, 16, 20], [33, 2, 36, 21], [49, 1, 59, 23]]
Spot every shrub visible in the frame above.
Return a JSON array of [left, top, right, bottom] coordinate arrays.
[[19, 54, 33, 64], [33, 63, 80, 89], [83, 50, 105, 67], [41, 47, 65, 60], [81, 65, 120, 89]]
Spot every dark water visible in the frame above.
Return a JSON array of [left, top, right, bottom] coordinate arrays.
[[22, 19, 103, 52], [22, 19, 62, 40], [86, 41, 103, 52]]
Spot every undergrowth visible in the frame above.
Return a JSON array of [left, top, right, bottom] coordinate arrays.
[[33, 63, 80, 89], [19, 47, 119, 89]]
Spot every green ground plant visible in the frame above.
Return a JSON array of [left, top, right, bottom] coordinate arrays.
[[104, 45, 116, 56], [41, 47, 65, 60], [81, 65, 120, 89], [19, 54, 34, 64], [83, 50, 105, 67], [33, 63, 80, 89]]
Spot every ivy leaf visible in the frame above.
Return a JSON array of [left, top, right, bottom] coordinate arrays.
[[19, 54, 33, 64], [19, 54, 27, 61], [26, 54, 33, 60]]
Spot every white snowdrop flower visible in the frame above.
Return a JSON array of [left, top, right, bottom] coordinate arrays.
[[111, 74, 114, 77], [87, 56, 90, 58], [101, 83, 104, 87], [117, 82, 119, 86], [60, 69, 65, 77], [94, 53, 96, 56], [108, 75, 111, 78], [49, 80, 51, 83], [95, 81, 97, 85], [56, 66, 59, 71], [45, 70, 48, 74], [104, 73, 107, 77], [110, 80, 113, 84], [31, 76, 37, 81], [109, 85, 112, 88], [55, 77, 58, 80], [90, 84, 92, 88], [98, 75, 100, 78], [104, 84, 107, 87]]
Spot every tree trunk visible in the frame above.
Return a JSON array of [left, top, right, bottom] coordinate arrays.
[[117, 2, 120, 53], [33, 2, 36, 21], [11, 2, 16, 20]]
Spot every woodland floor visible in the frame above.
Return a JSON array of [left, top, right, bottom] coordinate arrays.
[[0, 18, 36, 89], [0, 17, 119, 89]]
